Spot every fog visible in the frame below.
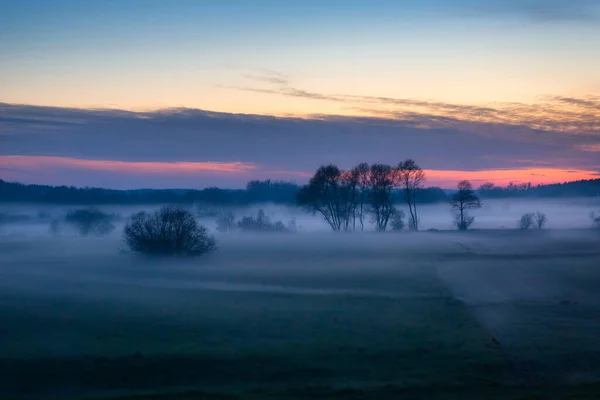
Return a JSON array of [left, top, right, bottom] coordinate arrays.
[[1, 198, 600, 397], [1, 197, 599, 238]]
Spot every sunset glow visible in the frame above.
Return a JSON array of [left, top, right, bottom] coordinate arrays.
[[1, 1, 599, 188], [0, 156, 596, 189], [0, 156, 258, 175]]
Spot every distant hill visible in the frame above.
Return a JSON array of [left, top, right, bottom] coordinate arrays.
[[1, 178, 598, 205]]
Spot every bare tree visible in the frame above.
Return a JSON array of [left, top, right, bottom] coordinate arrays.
[[451, 180, 482, 231], [398, 159, 425, 231], [64, 208, 116, 236], [390, 209, 406, 231], [366, 164, 397, 231], [534, 211, 547, 229], [519, 213, 535, 230], [215, 210, 236, 233], [351, 163, 370, 231], [297, 165, 356, 232]]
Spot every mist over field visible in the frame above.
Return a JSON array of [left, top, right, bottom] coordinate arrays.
[[1, 195, 600, 398], [1, 197, 599, 237]]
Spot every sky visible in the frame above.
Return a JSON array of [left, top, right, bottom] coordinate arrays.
[[1, 0, 599, 189]]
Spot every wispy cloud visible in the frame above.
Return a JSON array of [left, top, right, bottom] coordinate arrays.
[[227, 78, 600, 135], [1, 102, 599, 188], [244, 69, 291, 85], [0, 156, 258, 175]]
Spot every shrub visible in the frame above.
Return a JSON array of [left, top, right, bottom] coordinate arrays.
[[519, 212, 535, 230], [390, 209, 406, 231], [215, 210, 236, 233], [124, 206, 216, 256], [64, 208, 116, 236], [453, 213, 475, 231], [237, 209, 288, 232], [534, 211, 547, 229]]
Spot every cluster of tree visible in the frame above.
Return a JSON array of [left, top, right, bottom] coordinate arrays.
[[519, 212, 548, 230], [55, 208, 119, 236], [297, 160, 425, 232], [216, 209, 293, 233], [0, 178, 444, 206], [0, 179, 298, 205], [478, 179, 600, 198], [2, 177, 599, 206]]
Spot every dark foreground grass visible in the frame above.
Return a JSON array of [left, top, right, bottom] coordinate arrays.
[[2, 232, 600, 399], [83, 383, 600, 400], [0, 291, 509, 398]]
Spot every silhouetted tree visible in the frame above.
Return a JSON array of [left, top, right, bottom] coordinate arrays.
[[64, 208, 116, 236], [390, 209, 406, 231], [478, 182, 503, 198], [366, 164, 397, 231], [479, 182, 495, 192], [297, 165, 355, 231], [124, 206, 216, 256], [451, 180, 481, 231], [215, 210, 236, 233], [237, 209, 288, 232], [351, 163, 370, 231], [519, 213, 535, 230], [534, 211, 547, 229], [398, 159, 425, 230]]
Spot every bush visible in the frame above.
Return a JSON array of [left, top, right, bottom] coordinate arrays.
[[64, 208, 116, 236], [237, 209, 288, 232], [390, 209, 406, 231], [519, 212, 535, 230], [215, 210, 236, 233], [124, 206, 216, 256], [453, 213, 475, 231], [534, 211, 547, 229]]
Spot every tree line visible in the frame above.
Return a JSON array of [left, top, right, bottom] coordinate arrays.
[[0, 178, 447, 205], [1, 175, 598, 206], [297, 161, 486, 232]]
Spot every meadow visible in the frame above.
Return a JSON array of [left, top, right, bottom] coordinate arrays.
[[1, 220, 600, 398]]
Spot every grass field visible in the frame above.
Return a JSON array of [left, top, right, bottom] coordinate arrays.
[[1, 230, 600, 399]]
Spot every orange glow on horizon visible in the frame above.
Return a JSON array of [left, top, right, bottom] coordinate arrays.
[[424, 168, 599, 188], [1, 156, 598, 189]]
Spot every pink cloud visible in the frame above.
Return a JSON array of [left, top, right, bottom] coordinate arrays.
[[0, 155, 258, 175]]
